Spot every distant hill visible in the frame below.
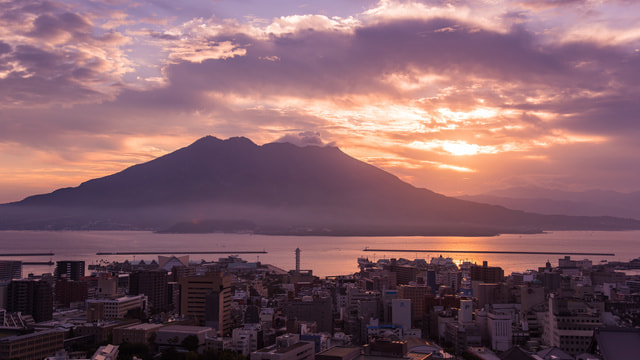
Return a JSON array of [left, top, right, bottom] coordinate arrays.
[[459, 186, 640, 220], [2, 136, 640, 234]]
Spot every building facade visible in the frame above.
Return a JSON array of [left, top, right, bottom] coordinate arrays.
[[7, 278, 53, 323], [179, 272, 232, 335], [55, 261, 85, 281]]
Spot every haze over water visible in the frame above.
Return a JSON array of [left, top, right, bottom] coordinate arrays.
[[3, 230, 638, 278]]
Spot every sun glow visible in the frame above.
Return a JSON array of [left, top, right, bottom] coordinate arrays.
[[409, 140, 499, 156], [441, 141, 484, 156]]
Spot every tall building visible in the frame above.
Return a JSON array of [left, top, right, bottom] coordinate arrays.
[[284, 295, 334, 333], [55, 278, 88, 307], [543, 294, 603, 356], [7, 278, 53, 323], [488, 310, 512, 351], [397, 285, 432, 324], [129, 270, 168, 313], [384, 259, 417, 285], [179, 272, 232, 335], [391, 299, 411, 330], [470, 261, 504, 283], [55, 261, 85, 281], [0, 261, 22, 282]]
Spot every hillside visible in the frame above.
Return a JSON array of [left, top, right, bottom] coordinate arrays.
[[3, 136, 640, 234]]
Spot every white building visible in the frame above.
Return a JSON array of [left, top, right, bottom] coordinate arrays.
[[459, 299, 473, 324], [488, 311, 511, 351], [92, 344, 119, 360], [86, 295, 147, 319], [392, 299, 411, 330], [232, 326, 261, 356]]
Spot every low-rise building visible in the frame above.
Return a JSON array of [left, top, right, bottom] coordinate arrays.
[[113, 323, 164, 345], [91, 344, 119, 360], [155, 325, 216, 352], [86, 295, 148, 320], [0, 329, 64, 360], [251, 341, 315, 360]]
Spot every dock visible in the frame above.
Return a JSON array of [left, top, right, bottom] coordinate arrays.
[[23, 261, 54, 265], [363, 249, 615, 256], [96, 250, 268, 255], [0, 253, 55, 257]]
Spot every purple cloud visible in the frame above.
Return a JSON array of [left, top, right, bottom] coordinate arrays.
[[1, 0, 640, 201]]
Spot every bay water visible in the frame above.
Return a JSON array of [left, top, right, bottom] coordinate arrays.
[[1, 230, 638, 278]]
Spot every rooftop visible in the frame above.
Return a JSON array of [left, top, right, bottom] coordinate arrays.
[[123, 323, 164, 331], [595, 327, 640, 360], [158, 325, 213, 334]]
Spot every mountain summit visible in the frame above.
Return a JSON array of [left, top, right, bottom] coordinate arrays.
[[3, 136, 640, 234]]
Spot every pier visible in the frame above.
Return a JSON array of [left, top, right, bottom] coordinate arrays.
[[0, 253, 55, 256], [96, 250, 268, 255], [23, 261, 54, 265], [363, 248, 615, 256]]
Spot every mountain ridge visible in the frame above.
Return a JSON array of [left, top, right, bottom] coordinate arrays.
[[3, 136, 640, 234], [459, 186, 640, 220]]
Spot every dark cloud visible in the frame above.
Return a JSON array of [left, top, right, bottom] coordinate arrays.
[[0, 44, 115, 105], [12, 45, 65, 72], [518, 0, 587, 9], [148, 30, 181, 40], [0, 41, 11, 55], [28, 12, 92, 41], [2, 3, 640, 198], [154, 18, 581, 105], [0, 2, 130, 107], [0, 0, 60, 23]]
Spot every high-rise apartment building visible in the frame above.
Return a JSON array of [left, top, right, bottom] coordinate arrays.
[[0, 261, 22, 282], [179, 272, 231, 335], [7, 278, 53, 323], [284, 295, 334, 333], [470, 261, 504, 283], [129, 270, 168, 313], [397, 285, 432, 323], [55, 261, 85, 281], [55, 278, 88, 307]]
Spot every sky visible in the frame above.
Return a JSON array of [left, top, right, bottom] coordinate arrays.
[[1, 0, 640, 203]]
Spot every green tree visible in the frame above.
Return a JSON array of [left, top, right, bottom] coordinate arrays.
[[181, 334, 200, 352], [117, 341, 151, 360], [185, 351, 199, 360], [160, 347, 182, 360]]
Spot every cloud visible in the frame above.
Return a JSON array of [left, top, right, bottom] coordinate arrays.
[[0, 41, 11, 55], [275, 131, 332, 147], [1, 0, 640, 201], [0, 1, 134, 106], [27, 12, 93, 43]]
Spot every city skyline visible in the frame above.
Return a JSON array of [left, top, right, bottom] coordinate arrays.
[[2, 0, 640, 203]]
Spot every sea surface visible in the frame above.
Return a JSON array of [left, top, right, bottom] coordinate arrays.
[[0, 230, 638, 278]]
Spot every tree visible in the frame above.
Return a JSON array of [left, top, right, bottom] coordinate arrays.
[[181, 334, 200, 352], [160, 346, 182, 360], [117, 341, 151, 360]]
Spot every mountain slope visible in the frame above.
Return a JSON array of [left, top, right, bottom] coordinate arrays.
[[459, 186, 640, 220], [3, 136, 640, 233]]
